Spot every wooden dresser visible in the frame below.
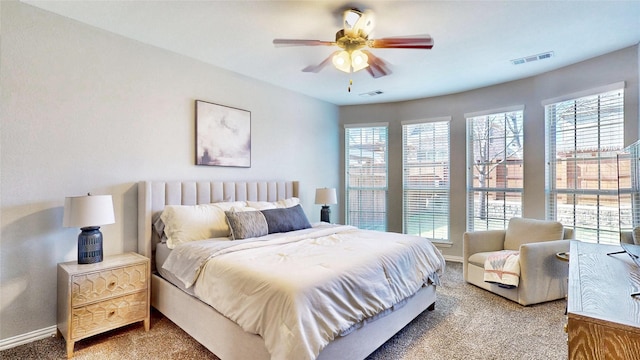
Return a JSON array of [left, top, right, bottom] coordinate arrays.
[[57, 252, 150, 358], [567, 241, 640, 359]]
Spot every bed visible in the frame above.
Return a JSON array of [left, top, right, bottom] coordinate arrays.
[[137, 180, 445, 360]]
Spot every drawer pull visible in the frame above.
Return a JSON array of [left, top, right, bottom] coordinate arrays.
[[107, 281, 116, 290], [108, 310, 116, 318]]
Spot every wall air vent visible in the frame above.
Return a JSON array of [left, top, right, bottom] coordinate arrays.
[[359, 90, 384, 97], [511, 51, 554, 65]]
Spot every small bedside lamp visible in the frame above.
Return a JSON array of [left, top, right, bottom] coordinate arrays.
[[63, 194, 115, 264], [315, 188, 337, 223]]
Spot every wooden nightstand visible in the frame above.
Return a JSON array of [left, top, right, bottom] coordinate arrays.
[[57, 252, 150, 358]]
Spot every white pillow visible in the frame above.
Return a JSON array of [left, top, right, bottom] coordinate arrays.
[[246, 197, 300, 210], [160, 201, 247, 249]]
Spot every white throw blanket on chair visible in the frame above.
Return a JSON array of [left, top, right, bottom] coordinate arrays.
[[484, 250, 520, 288]]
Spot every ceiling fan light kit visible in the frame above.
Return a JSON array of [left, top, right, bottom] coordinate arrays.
[[332, 49, 369, 73], [273, 8, 434, 81], [351, 50, 368, 71]]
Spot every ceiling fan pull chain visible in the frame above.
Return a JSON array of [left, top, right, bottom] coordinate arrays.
[[348, 79, 353, 92]]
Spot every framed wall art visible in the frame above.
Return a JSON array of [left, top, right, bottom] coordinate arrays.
[[195, 100, 251, 167]]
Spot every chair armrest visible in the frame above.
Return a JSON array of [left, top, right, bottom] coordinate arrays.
[[519, 239, 570, 270], [518, 239, 570, 305], [563, 227, 575, 240], [462, 230, 506, 282], [463, 230, 506, 258]]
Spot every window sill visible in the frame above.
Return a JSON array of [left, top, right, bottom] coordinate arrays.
[[430, 240, 452, 247]]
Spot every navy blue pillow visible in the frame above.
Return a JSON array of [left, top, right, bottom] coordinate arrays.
[[260, 204, 311, 234]]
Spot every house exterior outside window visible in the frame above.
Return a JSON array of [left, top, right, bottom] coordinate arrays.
[[345, 123, 388, 231], [402, 118, 450, 242], [545, 83, 624, 244]]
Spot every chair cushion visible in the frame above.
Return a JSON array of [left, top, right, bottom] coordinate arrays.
[[468, 252, 494, 268], [504, 217, 564, 250]]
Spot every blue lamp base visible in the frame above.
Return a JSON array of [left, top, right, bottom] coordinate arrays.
[[78, 226, 103, 264], [320, 205, 331, 223]]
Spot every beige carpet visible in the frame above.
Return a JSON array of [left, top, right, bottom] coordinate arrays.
[[1, 262, 567, 360]]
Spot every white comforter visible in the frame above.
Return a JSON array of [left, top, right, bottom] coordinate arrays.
[[162, 223, 445, 360]]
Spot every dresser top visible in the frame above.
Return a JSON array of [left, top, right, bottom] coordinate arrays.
[[568, 240, 640, 328], [58, 252, 148, 274]]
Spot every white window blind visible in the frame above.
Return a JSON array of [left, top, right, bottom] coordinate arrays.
[[467, 109, 524, 231], [545, 87, 624, 244], [617, 141, 640, 235], [345, 125, 388, 231], [402, 119, 450, 241]]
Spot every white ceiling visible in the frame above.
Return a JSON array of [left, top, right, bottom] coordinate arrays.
[[23, 1, 640, 106]]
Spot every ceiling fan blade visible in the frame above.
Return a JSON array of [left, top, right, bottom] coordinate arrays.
[[301, 52, 338, 73], [362, 50, 390, 78], [273, 39, 335, 47], [369, 36, 434, 49]]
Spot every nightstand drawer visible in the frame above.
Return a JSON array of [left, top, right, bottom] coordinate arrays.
[[71, 263, 148, 306], [71, 290, 148, 339]]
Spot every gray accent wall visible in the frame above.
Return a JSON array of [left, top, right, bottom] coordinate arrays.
[[0, 2, 339, 341], [340, 46, 639, 260]]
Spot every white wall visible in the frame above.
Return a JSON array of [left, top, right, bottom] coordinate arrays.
[[340, 45, 640, 259], [0, 1, 340, 341]]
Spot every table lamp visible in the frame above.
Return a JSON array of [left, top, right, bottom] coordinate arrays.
[[315, 188, 337, 223], [63, 194, 115, 264]]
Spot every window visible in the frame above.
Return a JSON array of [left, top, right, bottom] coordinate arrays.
[[402, 118, 450, 241], [545, 84, 624, 244], [617, 141, 640, 235], [466, 107, 524, 231], [345, 124, 388, 231]]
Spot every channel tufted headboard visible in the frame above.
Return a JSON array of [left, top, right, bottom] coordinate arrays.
[[137, 180, 299, 260]]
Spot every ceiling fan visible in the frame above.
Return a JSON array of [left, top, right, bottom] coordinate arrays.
[[273, 8, 434, 79]]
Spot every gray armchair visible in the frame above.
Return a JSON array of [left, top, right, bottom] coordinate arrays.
[[463, 217, 574, 306]]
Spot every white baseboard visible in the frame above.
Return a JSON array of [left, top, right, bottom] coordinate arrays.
[[443, 254, 463, 263], [0, 325, 57, 351]]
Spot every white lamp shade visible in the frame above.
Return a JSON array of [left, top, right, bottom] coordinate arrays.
[[315, 188, 337, 205], [351, 50, 369, 72], [63, 195, 115, 228], [332, 51, 351, 73]]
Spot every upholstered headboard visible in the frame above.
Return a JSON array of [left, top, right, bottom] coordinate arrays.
[[137, 180, 299, 259]]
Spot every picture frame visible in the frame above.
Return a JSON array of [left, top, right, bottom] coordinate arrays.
[[195, 100, 251, 167]]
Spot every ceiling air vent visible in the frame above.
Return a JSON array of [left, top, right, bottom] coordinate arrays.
[[359, 90, 384, 97], [511, 51, 554, 65]]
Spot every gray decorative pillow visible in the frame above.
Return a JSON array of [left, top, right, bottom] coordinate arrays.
[[225, 210, 268, 240], [152, 213, 168, 242], [261, 204, 311, 234]]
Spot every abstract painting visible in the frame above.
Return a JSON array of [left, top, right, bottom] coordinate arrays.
[[195, 100, 251, 167]]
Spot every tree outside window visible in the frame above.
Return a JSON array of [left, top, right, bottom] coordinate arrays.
[[467, 110, 524, 231]]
